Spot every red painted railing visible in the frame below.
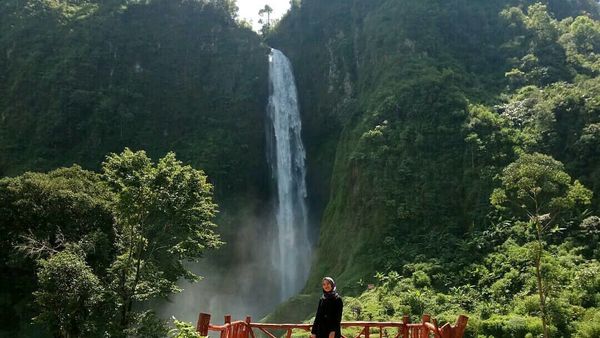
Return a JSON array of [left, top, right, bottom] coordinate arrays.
[[196, 313, 468, 338]]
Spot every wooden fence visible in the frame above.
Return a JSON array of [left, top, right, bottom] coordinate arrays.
[[196, 313, 468, 338]]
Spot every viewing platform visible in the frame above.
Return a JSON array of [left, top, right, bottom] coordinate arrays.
[[196, 313, 468, 338]]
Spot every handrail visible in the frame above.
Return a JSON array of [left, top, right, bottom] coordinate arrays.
[[196, 312, 468, 338]]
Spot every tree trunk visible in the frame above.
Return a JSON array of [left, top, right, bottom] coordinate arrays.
[[535, 221, 550, 338]]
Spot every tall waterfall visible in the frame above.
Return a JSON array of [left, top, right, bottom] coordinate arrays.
[[266, 48, 312, 301]]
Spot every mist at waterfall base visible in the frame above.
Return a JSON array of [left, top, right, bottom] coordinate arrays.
[[156, 206, 283, 321], [157, 49, 313, 322]]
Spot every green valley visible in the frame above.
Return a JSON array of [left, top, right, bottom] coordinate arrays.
[[1, 0, 600, 337]]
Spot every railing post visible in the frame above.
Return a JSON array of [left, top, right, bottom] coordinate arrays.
[[245, 316, 252, 338], [222, 315, 232, 338], [438, 323, 451, 338], [421, 315, 430, 338], [401, 316, 409, 338], [454, 315, 468, 338], [197, 313, 211, 336], [431, 319, 441, 338]]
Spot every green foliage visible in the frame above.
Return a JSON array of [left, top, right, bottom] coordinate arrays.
[[34, 249, 104, 337], [267, 0, 600, 335], [411, 271, 431, 289], [101, 148, 223, 331], [258, 4, 274, 33], [0, 165, 114, 335], [0, 1, 266, 333], [501, 3, 573, 87], [0, 150, 221, 336], [2, 0, 600, 335], [479, 314, 551, 338], [102, 148, 222, 268], [169, 318, 201, 338], [0, 0, 269, 200], [122, 310, 170, 338], [490, 153, 592, 337], [561, 15, 600, 74], [491, 152, 592, 219], [337, 238, 597, 337], [574, 309, 600, 338]]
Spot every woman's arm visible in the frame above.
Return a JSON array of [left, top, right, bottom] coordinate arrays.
[[311, 299, 322, 337]]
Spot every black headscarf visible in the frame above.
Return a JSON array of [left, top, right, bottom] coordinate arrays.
[[321, 276, 339, 299]]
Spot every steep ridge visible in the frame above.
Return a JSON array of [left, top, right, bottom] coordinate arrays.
[[265, 0, 600, 329], [0, 0, 268, 199]]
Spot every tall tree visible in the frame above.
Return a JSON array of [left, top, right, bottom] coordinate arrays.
[[491, 153, 592, 338], [258, 4, 274, 34], [101, 148, 223, 333]]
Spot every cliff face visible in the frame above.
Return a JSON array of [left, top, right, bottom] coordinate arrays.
[[269, 0, 510, 295], [267, 0, 600, 322], [0, 0, 269, 201]]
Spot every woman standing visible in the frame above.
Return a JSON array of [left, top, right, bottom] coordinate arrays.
[[310, 277, 343, 338]]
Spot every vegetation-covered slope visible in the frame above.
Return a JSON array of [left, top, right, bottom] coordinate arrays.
[[267, 1, 600, 336], [0, 0, 270, 336], [0, 0, 269, 199]]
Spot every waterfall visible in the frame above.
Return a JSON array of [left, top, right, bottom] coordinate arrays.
[[266, 48, 312, 301]]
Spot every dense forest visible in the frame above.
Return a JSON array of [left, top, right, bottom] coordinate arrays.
[[1, 0, 600, 337], [0, 0, 270, 336]]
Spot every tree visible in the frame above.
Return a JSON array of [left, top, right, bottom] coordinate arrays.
[[258, 4, 274, 35], [34, 249, 104, 338], [560, 15, 600, 75], [491, 153, 592, 338], [0, 165, 114, 335], [169, 318, 201, 338], [101, 148, 223, 332], [502, 4, 572, 87], [210, 0, 239, 19], [2, 150, 223, 336]]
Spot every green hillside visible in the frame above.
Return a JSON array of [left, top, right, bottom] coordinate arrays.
[[0, 0, 269, 336], [265, 1, 600, 336], [1, 0, 600, 337], [0, 0, 269, 197]]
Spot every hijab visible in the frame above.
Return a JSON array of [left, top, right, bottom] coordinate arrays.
[[321, 276, 340, 300]]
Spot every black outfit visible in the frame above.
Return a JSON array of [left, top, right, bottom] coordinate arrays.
[[311, 296, 343, 338]]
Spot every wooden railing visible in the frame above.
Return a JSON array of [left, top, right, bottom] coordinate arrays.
[[196, 313, 468, 338]]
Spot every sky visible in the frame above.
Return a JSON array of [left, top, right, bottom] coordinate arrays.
[[237, 0, 291, 31]]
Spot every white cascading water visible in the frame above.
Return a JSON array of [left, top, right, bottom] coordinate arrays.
[[266, 48, 312, 301]]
